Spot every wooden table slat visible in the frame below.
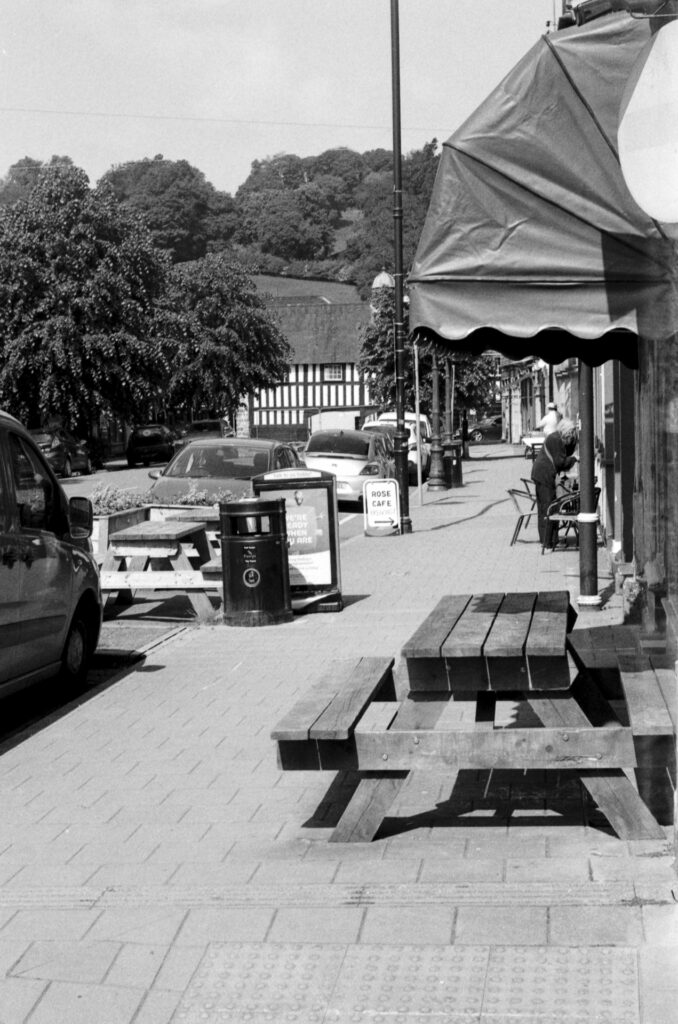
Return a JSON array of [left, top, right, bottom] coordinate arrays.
[[441, 592, 504, 658], [401, 594, 472, 658], [525, 590, 570, 657], [110, 520, 206, 542], [311, 657, 395, 741], [355, 725, 636, 771], [618, 654, 674, 737], [271, 660, 359, 742], [483, 592, 537, 657]]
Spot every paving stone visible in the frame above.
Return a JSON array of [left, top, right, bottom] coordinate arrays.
[[84, 907, 187, 945], [641, 904, 678, 946], [131, 988, 184, 1024], [360, 905, 456, 945], [175, 907, 274, 945], [25, 979, 145, 1024], [0, 977, 48, 1024], [550, 905, 644, 946], [12, 938, 120, 984], [0, 908, 100, 941], [268, 906, 364, 944], [455, 906, 548, 945]]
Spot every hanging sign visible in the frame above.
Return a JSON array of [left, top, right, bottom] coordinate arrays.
[[363, 479, 400, 536]]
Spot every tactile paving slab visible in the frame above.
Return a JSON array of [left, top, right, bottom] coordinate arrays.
[[175, 943, 641, 1024], [174, 942, 346, 1024], [324, 945, 489, 1023], [481, 946, 639, 1024]]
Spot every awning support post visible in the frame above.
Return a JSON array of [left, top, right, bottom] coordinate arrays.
[[577, 360, 602, 608]]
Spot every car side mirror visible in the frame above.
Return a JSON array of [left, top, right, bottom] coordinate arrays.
[[148, 469, 161, 480], [68, 495, 93, 539]]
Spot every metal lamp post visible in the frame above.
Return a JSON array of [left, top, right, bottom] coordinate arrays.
[[389, 0, 412, 533]]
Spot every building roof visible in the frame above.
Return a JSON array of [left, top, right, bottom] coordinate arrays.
[[272, 303, 371, 364], [255, 275, 370, 364]]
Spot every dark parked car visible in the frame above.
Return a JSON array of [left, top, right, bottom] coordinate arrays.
[[463, 415, 503, 444], [173, 419, 232, 451], [126, 424, 176, 467], [30, 428, 93, 478], [148, 437, 303, 503]]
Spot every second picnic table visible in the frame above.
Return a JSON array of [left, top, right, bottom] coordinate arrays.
[[100, 518, 217, 620]]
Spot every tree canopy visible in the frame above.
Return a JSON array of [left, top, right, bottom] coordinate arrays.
[[160, 254, 291, 426], [100, 156, 236, 262], [0, 164, 169, 432]]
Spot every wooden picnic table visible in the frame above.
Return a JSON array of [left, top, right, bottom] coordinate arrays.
[[272, 591, 673, 842], [100, 519, 218, 620]]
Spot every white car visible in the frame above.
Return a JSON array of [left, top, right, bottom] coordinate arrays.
[[303, 428, 395, 505], [362, 421, 428, 483]]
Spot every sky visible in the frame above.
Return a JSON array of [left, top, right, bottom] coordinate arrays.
[[0, 1, 559, 195]]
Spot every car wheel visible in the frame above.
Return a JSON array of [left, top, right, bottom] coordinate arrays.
[[62, 456, 72, 478], [60, 612, 90, 691], [471, 429, 483, 443], [127, 458, 136, 468], [83, 456, 93, 475]]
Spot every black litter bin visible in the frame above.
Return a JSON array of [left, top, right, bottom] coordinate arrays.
[[450, 441, 464, 487], [442, 441, 463, 488], [220, 498, 293, 626]]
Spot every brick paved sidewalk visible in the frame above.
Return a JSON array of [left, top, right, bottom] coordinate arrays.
[[0, 445, 674, 1023]]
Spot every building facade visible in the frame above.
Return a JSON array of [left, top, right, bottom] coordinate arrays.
[[249, 277, 373, 440]]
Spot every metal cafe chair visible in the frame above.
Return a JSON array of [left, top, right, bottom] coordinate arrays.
[[508, 486, 538, 545], [542, 486, 601, 553]]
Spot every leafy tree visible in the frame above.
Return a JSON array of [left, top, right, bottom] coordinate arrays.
[[0, 155, 73, 207], [234, 189, 331, 261], [358, 286, 497, 418], [358, 284, 418, 410], [0, 164, 170, 432], [237, 153, 307, 194], [100, 155, 234, 262], [344, 140, 440, 295], [161, 253, 291, 425]]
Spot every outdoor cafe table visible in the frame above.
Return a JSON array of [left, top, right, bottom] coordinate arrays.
[[272, 591, 668, 842], [100, 519, 216, 620]]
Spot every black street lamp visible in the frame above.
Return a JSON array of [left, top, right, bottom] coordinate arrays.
[[390, 0, 412, 533]]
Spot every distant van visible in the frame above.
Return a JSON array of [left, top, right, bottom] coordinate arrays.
[[0, 409, 102, 695]]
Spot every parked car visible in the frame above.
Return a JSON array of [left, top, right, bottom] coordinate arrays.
[[466, 414, 503, 443], [172, 418, 232, 451], [148, 437, 304, 504], [0, 409, 102, 694], [303, 428, 395, 505], [362, 420, 429, 483], [29, 427, 93, 478], [126, 424, 176, 467]]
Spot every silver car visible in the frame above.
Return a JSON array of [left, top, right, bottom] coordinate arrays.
[[303, 429, 395, 505], [0, 410, 102, 695]]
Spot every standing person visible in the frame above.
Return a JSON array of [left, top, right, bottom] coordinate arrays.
[[538, 402, 562, 436], [531, 418, 578, 548]]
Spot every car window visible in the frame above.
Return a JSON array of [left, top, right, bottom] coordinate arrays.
[[167, 443, 266, 480], [306, 433, 370, 457], [8, 433, 57, 531]]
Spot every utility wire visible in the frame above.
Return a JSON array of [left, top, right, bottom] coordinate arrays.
[[0, 105, 446, 134]]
